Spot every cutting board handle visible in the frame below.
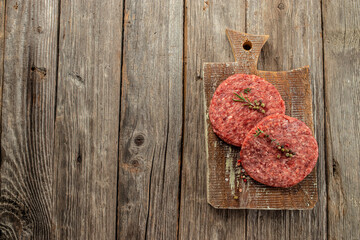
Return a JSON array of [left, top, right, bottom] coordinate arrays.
[[226, 29, 269, 74]]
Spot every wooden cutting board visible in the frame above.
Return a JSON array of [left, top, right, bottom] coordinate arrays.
[[203, 29, 317, 210]]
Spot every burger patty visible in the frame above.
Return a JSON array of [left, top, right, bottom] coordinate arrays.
[[240, 114, 318, 188], [209, 74, 285, 147]]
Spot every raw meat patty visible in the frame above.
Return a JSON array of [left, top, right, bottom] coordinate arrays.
[[240, 114, 318, 188], [209, 74, 285, 146]]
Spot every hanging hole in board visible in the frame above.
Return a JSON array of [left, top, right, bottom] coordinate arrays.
[[243, 40, 252, 51]]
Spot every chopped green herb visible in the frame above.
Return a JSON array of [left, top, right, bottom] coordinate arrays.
[[232, 92, 266, 113], [243, 88, 252, 94]]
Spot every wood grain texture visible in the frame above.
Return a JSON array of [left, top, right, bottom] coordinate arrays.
[[323, 0, 360, 239], [53, 0, 122, 239], [180, 1, 247, 240], [0, 0, 59, 239], [204, 30, 316, 210], [245, 0, 326, 239], [0, 0, 4, 157], [0, 0, 358, 239], [116, 0, 183, 239]]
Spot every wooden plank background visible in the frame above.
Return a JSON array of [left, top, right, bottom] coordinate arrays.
[[117, 0, 183, 239], [0, 0, 59, 239], [0, 0, 358, 239], [323, 0, 360, 239], [53, 1, 122, 239], [245, 1, 327, 239]]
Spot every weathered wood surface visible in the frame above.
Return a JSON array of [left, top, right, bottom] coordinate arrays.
[[52, 0, 123, 239], [246, 0, 327, 239], [0, 0, 358, 239], [180, 1, 247, 239], [204, 29, 316, 210], [0, 0, 59, 239], [117, 0, 183, 239], [0, 0, 4, 144], [323, 0, 360, 239]]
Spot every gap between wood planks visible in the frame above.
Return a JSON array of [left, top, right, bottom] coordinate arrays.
[[319, 0, 329, 238], [177, 0, 187, 239], [115, 0, 127, 239], [0, 0, 7, 187], [53, 0, 62, 133]]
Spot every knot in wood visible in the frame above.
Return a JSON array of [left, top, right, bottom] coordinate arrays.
[[37, 26, 43, 33], [134, 134, 145, 146], [278, 3, 285, 10], [130, 159, 140, 167]]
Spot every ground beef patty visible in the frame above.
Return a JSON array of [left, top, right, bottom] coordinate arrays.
[[209, 74, 285, 146], [240, 114, 318, 188]]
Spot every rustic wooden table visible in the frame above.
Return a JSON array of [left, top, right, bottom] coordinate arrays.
[[0, 0, 359, 239]]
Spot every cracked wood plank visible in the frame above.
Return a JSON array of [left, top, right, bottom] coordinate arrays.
[[0, 0, 59, 238], [52, 0, 123, 239], [323, 0, 360, 239], [116, 0, 183, 239]]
